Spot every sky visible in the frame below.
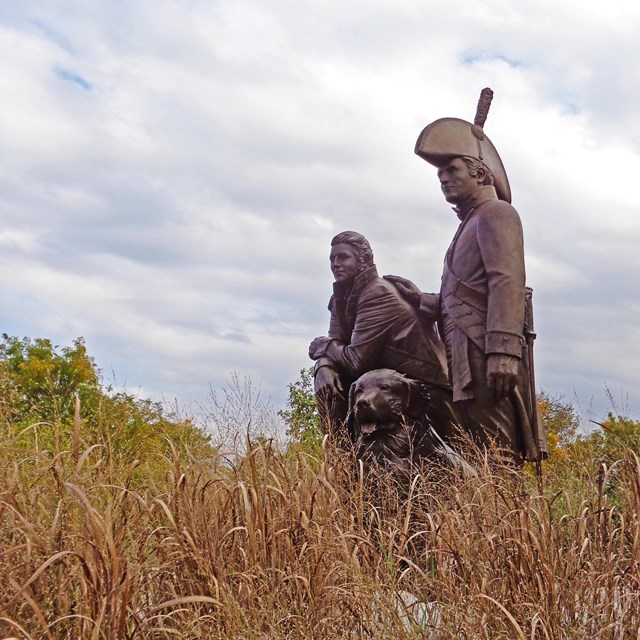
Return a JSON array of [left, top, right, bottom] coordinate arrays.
[[1, 0, 639, 431]]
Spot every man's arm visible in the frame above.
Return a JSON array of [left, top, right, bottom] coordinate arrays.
[[383, 275, 441, 320], [313, 362, 345, 398], [309, 297, 347, 400], [321, 282, 407, 378], [476, 202, 526, 399]]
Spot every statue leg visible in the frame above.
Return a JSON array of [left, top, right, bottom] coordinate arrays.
[[421, 384, 465, 447], [456, 343, 524, 467]]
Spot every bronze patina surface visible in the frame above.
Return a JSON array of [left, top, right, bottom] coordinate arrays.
[[410, 88, 547, 466], [308, 231, 460, 463], [309, 89, 547, 472]]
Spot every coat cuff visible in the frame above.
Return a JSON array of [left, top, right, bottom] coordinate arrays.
[[485, 331, 524, 357], [314, 357, 336, 373], [322, 340, 342, 362], [419, 293, 441, 319], [310, 338, 332, 360]]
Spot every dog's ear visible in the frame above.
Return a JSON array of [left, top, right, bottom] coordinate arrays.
[[393, 373, 411, 409], [404, 379, 431, 418], [348, 380, 357, 410]]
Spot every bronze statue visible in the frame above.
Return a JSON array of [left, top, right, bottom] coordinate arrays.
[[347, 368, 470, 484], [308, 231, 459, 455], [391, 88, 547, 466]]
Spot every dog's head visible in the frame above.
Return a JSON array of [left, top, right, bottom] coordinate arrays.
[[348, 369, 429, 436]]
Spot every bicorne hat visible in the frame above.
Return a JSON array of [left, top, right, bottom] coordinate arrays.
[[414, 89, 511, 203]]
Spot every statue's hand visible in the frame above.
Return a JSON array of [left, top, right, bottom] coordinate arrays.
[[314, 365, 344, 396], [383, 275, 422, 308], [309, 336, 331, 359], [486, 354, 519, 401]]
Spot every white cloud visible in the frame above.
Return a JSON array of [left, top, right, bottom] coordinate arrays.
[[0, 0, 639, 423]]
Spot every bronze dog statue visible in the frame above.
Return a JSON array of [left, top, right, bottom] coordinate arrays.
[[347, 369, 447, 480], [347, 369, 475, 483]]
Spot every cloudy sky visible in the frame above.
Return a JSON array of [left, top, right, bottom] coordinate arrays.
[[1, 0, 639, 428]]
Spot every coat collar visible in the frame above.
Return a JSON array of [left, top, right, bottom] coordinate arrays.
[[453, 185, 498, 221], [333, 265, 378, 300]]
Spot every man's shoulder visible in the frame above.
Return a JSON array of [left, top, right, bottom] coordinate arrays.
[[476, 197, 522, 226], [359, 276, 408, 306], [362, 275, 399, 294]]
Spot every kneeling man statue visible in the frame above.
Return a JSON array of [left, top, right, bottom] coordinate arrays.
[[308, 231, 459, 465]]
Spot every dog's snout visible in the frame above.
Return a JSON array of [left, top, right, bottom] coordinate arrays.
[[355, 388, 379, 408]]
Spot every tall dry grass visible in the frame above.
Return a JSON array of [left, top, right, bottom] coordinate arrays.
[[2, 424, 640, 639]]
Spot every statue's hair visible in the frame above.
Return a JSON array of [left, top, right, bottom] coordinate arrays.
[[460, 156, 494, 186], [331, 231, 374, 271]]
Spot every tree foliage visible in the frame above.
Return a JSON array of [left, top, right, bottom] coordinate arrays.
[[585, 413, 640, 464], [278, 367, 323, 455], [537, 391, 580, 466], [0, 334, 99, 426], [0, 334, 212, 471], [536, 391, 640, 503]]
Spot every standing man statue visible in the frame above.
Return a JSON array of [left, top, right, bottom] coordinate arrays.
[[308, 231, 458, 450], [393, 89, 547, 466]]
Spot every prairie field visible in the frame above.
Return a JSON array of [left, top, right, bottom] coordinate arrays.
[[1, 340, 639, 638], [2, 425, 640, 639]]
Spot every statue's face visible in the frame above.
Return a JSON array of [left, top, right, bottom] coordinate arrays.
[[330, 243, 359, 284], [437, 157, 482, 204]]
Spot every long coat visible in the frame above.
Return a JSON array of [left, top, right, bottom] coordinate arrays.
[[419, 185, 547, 462], [316, 265, 450, 389]]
